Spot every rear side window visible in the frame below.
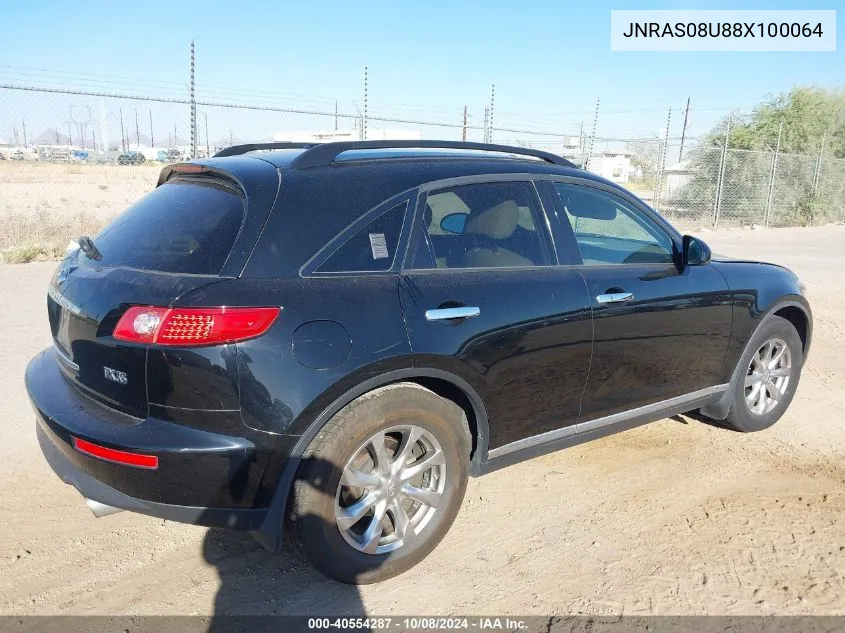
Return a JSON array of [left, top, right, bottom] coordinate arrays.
[[84, 178, 245, 275], [316, 201, 408, 273], [410, 181, 551, 270]]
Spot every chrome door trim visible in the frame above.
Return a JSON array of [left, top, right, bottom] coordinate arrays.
[[425, 306, 481, 321], [596, 292, 634, 304], [487, 384, 729, 460]]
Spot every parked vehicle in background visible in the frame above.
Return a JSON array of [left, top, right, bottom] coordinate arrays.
[[11, 149, 25, 161], [38, 147, 71, 162], [117, 151, 145, 165], [27, 141, 812, 585]]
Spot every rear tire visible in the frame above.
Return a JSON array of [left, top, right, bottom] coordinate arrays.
[[723, 315, 803, 432], [288, 383, 470, 584]]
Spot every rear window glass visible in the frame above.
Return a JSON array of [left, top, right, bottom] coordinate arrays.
[[315, 201, 408, 273], [83, 178, 245, 274]]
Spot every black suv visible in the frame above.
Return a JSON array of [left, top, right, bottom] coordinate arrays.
[[27, 141, 811, 583]]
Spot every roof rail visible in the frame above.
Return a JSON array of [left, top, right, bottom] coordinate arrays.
[[214, 140, 575, 168], [292, 141, 574, 169], [213, 142, 316, 158]]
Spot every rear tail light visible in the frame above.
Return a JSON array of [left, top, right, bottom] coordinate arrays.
[[72, 437, 159, 469], [113, 306, 280, 346]]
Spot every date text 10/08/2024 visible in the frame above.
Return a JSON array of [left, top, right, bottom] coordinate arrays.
[[307, 617, 529, 630]]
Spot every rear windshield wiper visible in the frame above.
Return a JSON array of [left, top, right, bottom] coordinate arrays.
[[77, 235, 103, 261]]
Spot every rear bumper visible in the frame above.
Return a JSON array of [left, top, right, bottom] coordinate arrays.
[[27, 348, 277, 529], [37, 424, 266, 529]]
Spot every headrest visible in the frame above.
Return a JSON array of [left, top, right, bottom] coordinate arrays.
[[464, 200, 519, 240]]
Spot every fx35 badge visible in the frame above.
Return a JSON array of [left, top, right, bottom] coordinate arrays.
[[103, 366, 128, 385]]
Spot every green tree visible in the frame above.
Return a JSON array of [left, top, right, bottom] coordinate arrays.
[[711, 87, 845, 157], [677, 87, 845, 226]]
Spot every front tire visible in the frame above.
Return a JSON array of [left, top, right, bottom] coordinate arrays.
[[723, 315, 803, 432], [288, 383, 470, 584]]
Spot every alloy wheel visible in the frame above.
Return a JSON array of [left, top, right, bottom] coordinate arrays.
[[334, 425, 446, 555], [744, 337, 792, 416]]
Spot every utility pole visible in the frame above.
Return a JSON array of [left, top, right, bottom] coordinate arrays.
[[585, 97, 600, 170], [13, 127, 18, 147], [579, 121, 586, 166], [149, 110, 154, 147], [190, 40, 197, 158], [813, 131, 827, 196], [713, 117, 731, 226], [483, 106, 490, 143], [67, 106, 73, 147], [462, 106, 468, 142], [119, 108, 126, 152], [135, 108, 140, 148], [678, 96, 691, 162], [92, 130, 96, 151], [205, 112, 210, 157], [21, 118, 27, 147], [763, 121, 783, 226], [488, 84, 495, 143], [363, 66, 368, 141], [334, 101, 338, 131], [654, 106, 672, 212]]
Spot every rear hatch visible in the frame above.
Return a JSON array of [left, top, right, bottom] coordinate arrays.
[[48, 173, 252, 417]]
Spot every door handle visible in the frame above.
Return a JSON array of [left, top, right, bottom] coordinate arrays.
[[596, 292, 634, 304], [425, 306, 481, 321]]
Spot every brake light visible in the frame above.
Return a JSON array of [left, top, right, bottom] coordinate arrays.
[[113, 306, 280, 346], [72, 437, 158, 469], [170, 163, 208, 174]]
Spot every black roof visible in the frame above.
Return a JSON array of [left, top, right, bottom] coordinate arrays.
[[173, 140, 626, 277]]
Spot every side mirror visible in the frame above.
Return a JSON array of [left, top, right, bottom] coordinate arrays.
[[440, 212, 467, 234], [683, 235, 711, 266]]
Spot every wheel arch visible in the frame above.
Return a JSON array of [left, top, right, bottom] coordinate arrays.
[[250, 367, 490, 552], [701, 298, 811, 421], [772, 302, 811, 355]]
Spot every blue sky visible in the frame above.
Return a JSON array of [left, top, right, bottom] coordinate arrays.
[[1, 0, 842, 143]]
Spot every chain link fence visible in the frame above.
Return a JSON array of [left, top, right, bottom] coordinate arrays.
[[1, 84, 844, 261], [595, 136, 845, 229]]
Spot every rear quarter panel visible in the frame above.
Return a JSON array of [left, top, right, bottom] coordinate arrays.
[[174, 275, 413, 436]]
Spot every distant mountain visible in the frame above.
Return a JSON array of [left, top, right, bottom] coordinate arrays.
[[33, 129, 71, 145]]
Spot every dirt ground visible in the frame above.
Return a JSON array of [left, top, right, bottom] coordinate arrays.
[[0, 162, 160, 222], [0, 225, 843, 617]]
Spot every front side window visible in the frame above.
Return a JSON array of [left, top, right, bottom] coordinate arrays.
[[412, 181, 551, 270], [316, 201, 408, 272], [553, 183, 675, 266]]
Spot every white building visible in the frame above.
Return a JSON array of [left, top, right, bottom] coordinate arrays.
[[662, 160, 693, 196], [586, 151, 634, 183]]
